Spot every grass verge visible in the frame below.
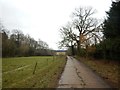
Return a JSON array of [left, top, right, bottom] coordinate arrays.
[[75, 56, 119, 88]]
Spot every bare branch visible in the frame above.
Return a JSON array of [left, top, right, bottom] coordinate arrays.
[[59, 7, 103, 51]]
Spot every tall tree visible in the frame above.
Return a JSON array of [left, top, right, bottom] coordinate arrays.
[[102, 1, 120, 60], [72, 7, 102, 52], [103, 1, 120, 39], [59, 7, 102, 55]]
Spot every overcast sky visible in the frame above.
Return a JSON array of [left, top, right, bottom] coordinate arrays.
[[0, 0, 113, 50]]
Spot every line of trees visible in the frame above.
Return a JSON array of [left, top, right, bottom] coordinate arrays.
[[95, 1, 120, 60], [59, 1, 120, 60], [0, 24, 54, 57]]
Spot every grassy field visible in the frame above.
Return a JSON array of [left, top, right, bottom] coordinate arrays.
[[2, 56, 66, 88], [76, 56, 119, 88]]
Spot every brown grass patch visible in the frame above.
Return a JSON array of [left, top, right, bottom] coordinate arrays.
[[76, 56, 119, 88]]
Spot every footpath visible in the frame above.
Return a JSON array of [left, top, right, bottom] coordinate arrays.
[[58, 56, 110, 88]]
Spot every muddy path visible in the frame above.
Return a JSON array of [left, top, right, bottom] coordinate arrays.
[[58, 56, 110, 88]]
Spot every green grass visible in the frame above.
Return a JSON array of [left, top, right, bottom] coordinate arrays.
[[2, 56, 66, 88]]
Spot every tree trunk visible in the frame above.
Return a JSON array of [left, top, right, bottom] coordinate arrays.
[[77, 41, 80, 55], [71, 45, 75, 56]]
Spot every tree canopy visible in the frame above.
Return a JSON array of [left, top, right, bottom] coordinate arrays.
[[92, 1, 120, 60], [103, 1, 120, 39], [59, 7, 102, 55], [101, 1, 120, 60]]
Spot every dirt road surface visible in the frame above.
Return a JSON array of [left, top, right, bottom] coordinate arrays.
[[58, 56, 110, 88]]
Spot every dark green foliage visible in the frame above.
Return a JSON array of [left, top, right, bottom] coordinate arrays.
[[94, 43, 104, 59], [93, 1, 120, 60], [94, 38, 120, 60], [101, 1, 120, 60], [78, 48, 86, 57], [103, 1, 120, 39]]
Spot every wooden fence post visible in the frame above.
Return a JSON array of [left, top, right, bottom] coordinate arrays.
[[33, 62, 37, 74]]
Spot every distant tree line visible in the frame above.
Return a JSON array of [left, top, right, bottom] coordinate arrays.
[[0, 24, 54, 57], [59, 1, 120, 60]]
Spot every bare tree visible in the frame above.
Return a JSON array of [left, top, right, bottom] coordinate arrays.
[[72, 7, 102, 50], [59, 7, 103, 54], [59, 23, 76, 48], [11, 29, 24, 47], [59, 23, 79, 55]]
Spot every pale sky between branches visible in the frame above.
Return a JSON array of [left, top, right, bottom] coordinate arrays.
[[0, 0, 114, 50]]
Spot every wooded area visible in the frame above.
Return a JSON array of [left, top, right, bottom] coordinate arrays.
[[0, 26, 54, 57], [59, 1, 120, 60]]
